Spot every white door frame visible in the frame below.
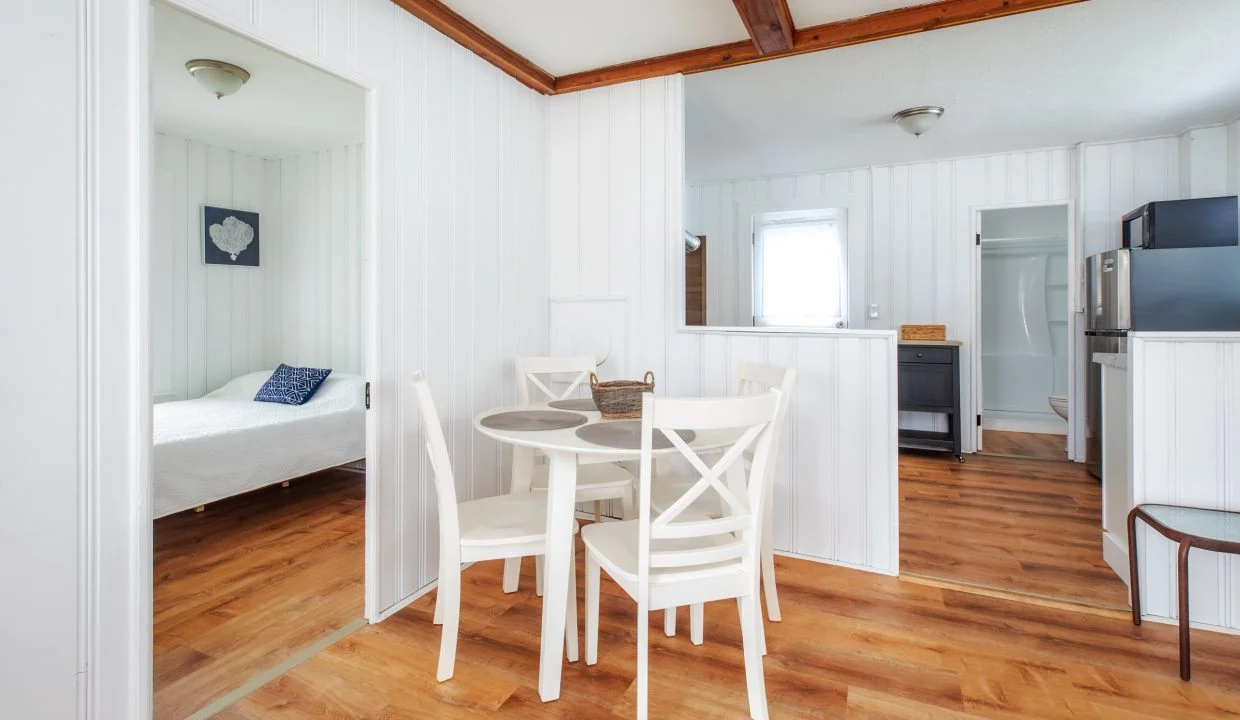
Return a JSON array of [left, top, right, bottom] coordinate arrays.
[[150, 0, 382, 613], [95, 2, 382, 718], [970, 200, 1080, 458]]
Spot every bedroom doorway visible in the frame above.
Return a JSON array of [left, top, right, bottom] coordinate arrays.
[[149, 5, 371, 718]]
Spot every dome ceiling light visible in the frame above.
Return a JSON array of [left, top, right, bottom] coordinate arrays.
[[186, 59, 251, 99], [892, 106, 945, 137]]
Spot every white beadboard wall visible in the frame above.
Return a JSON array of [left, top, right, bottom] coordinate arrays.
[[688, 149, 1076, 452], [152, 134, 276, 400], [684, 172, 868, 328], [273, 145, 365, 376], [547, 76, 900, 574], [152, 135, 364, 402], [165, 0, 549, 617], [1130, 333, 1240, 632]]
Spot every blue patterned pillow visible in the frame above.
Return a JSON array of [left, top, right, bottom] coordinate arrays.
[[254, 364, 333, 405]]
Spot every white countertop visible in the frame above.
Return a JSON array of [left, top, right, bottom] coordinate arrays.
[[898, 339, 963, 347], [1093, 352, 1128, 370]]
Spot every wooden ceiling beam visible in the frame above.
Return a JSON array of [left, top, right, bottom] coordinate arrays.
[[554, 0, 1087, 94], [390, 0, 555, 94], [732, 0, 796, 55]]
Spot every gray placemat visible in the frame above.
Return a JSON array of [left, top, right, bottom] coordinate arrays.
[[480, 410, 588, 431], [547, 398, 597, 411], [575, 421, 696, 450]]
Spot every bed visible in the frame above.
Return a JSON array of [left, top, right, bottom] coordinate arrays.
[[154, 370, 366, 518]]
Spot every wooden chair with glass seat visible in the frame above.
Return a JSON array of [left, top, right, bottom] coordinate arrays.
[[409, 371, 579, 682], [650, 362, 795, 642], [503, 355, 636, 595], [582, 390, 782, 720]]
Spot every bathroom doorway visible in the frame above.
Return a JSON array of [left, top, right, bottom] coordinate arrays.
[[975, 204, 1072, 461]]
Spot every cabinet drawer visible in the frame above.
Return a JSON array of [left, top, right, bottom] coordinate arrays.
[[898, 363, 955, 409], [898, 346, 954, 364]]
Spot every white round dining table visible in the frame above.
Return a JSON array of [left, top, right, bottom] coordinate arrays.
[[473, 404, 739, 703]]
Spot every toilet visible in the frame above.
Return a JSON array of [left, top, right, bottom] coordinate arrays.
[[1048, 394, 1069, 421]]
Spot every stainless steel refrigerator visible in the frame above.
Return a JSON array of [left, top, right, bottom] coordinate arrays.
[[1085, 244, 1240, 478]]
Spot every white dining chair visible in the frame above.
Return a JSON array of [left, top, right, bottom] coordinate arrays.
[[506, 355, 636, 595], [410, 371, 579, 682], [651, 362, 795, 640], [581, 390, 782, 720]]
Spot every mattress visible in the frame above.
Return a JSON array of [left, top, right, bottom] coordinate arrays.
[[153, 370, 366, 518]]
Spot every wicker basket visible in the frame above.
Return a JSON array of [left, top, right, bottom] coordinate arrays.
[[590, 371, 655, 419], [900, 324, 947, 341]]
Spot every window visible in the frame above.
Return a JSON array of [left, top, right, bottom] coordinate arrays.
[[752, 209, 847, 328]]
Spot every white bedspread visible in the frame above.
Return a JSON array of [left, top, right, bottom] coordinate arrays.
[[154, 371, 365, 518]]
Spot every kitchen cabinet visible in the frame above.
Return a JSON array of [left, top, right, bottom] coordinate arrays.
[[897, 342, 963, 462]]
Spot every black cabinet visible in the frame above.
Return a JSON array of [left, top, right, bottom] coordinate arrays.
[[898, 343, 963, 461]]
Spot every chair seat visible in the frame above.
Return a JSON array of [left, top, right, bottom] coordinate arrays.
[[580, 519, 741, 589], [529, 461, 634, 491], [458, 491, 577, 548]]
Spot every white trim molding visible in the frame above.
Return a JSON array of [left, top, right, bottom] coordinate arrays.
[[85, 0, 152, 717]]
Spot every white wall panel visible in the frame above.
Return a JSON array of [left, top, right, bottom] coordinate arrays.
[[152, 135, 364, 402], [1130, 334, 1240, 632], [686, 169, 867, 328], [273, 144, 365, 375], [1, 1, 86, 714], [153, 134, 281, 400], [546, 76, 899, 574], [874, 148, 1075, 450]]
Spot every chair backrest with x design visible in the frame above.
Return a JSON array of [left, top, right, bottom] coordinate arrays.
[[735, 361, 796, 474], [636, 391, 781, 597], [515, 355, 596, 405]]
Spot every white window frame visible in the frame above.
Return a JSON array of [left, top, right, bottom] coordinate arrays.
[[751, 208, 848, 328]]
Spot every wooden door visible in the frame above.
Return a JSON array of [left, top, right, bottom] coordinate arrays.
[[685, 235, 707, 325]]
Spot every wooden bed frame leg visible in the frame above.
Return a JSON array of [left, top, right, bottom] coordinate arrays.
[[194, 505, 205, 513], [281, 481, 291, 488], [594, 501, 602, 522]]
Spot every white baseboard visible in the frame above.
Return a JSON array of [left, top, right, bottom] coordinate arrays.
[[370, 562, 474, 623], [1103, 531, 1130, 585], [772, 549, 899, 577], [982, 415, 1068, 435]]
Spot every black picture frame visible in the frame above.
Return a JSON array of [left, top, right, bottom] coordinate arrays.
[[203, 205, 260, 266]]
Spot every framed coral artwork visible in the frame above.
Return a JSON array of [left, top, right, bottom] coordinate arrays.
[[203, 205, 260, 266]]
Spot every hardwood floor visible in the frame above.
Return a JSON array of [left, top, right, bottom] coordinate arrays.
[[900, 450, 1129, 609], [213, 544, 1240, 719], [980, 430, 1068, 461], [154, 469, 364, 720]]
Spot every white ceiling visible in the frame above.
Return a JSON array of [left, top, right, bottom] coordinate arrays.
[[153, 3, 364, 158], [440, 0, 931, 76], [687, 0, 1240, 182]]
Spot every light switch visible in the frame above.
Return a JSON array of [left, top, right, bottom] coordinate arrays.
[[868, 304, 880, 319]]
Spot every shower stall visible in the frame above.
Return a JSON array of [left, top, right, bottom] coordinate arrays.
[[979, 206, 1071, 441]]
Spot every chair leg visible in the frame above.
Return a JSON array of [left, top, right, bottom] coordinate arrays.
[[737, 594, 769, 720], [535, 555, 544, 597], [566, 542, 579, 663], [663, 607, 677, 637], [690, 603, 704, 646], [503, 557, 522, 593], [436, 563, 461, 682], [761, 533, 780, 623], [433, 544, 447, 625], [594, 500, 602, 522], [620, 487, 635, 521], [637, 598, 650, 720], [586, 553, 600, 665]]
